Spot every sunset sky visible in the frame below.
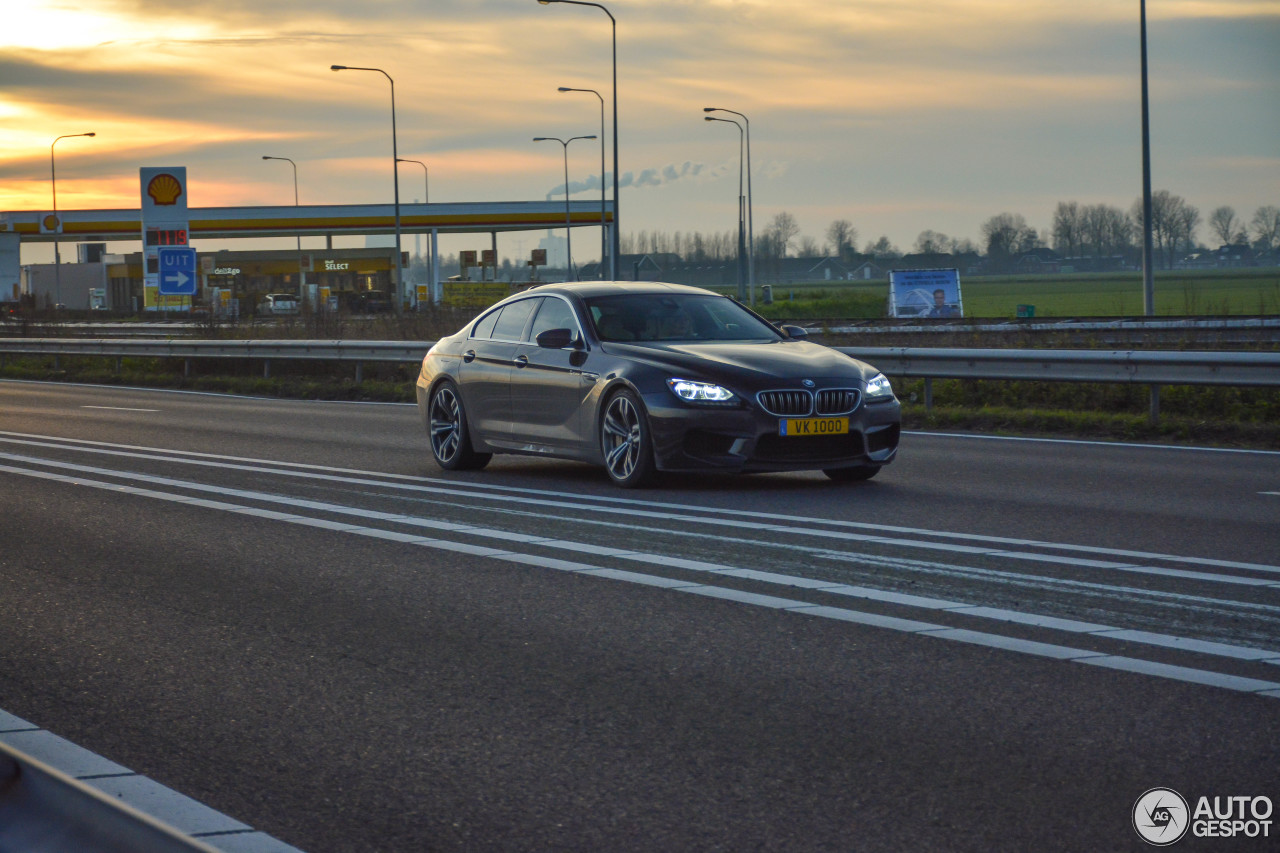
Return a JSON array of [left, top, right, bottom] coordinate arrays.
[[3, 0, 1278, 263]]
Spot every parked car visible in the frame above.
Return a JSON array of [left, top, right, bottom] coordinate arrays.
[[344, 290, 392, 313], [415, 281, 901, 487], [257, 293, 300, 315]]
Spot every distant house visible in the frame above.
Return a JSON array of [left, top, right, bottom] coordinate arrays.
[[659, 259, 742, 288], [1215, 244, 1256, 268], [1059, 255, 1128, 273], [848, 260, 885, 281], [758, 256, 852, 284], [578, 253, 678, 281], [1016, 248, 1063, 274]]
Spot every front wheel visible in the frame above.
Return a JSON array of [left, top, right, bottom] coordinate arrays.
[[428, 381, 491, 471], [600, 389, 657, 488], [823, 464, 880, 482]]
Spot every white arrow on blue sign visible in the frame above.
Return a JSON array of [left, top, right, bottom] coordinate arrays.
[[157, 247, 198, 296]]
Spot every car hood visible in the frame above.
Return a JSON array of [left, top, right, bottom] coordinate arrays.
[[600, 339, 873, 386]]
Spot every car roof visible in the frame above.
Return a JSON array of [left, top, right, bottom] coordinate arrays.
[[524, 281, 719, 300]]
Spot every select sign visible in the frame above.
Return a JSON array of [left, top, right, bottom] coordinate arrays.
[[157, 247, 197, 295]]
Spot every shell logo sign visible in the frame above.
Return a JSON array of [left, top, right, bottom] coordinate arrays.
[[146, 173, 183, 206], [139, 167, 188, 219]]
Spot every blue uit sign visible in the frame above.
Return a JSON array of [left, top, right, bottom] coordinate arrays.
[[157, 246, 197, 295]]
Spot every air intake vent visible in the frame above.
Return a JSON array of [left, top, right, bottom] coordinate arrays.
[[816, 389, 860, 415], [756, 390, 813, 416]]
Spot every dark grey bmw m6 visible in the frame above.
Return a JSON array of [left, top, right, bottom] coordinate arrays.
[[415, 281, 900, 487]]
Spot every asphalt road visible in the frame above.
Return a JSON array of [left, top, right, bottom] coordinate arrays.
[[1, 379, 1278, 852]]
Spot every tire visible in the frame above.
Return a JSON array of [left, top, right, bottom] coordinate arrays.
[[823, 464, 881, 482], [428, 381, 491, 471], [600, 389, 657, 488]]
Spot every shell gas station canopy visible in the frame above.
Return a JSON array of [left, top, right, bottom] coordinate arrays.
[[1, 199, 611, 244]]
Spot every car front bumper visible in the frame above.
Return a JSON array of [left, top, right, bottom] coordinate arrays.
[[642, 393, 901, 474]]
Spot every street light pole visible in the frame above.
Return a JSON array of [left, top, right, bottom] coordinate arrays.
[[534, 135, 596, 281], [705, 116, 747, 302], [558, 87, 607, 278], [331, 64, 404, 310], [705, 107, 754, 305], [51, 132, 95, 310], [1139, 0, 1155, 316], [396, 158, 429, 204], [262, 156, 306, 302], [397, 158, 431, 297], [539, 0, 618, 281]]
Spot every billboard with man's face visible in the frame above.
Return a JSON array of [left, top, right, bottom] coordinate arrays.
[[888, 268, 962, 319]]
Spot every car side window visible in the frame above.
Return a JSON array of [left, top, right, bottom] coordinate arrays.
[[470, 308, 500, 340], [528, 297, 581, 343], [490, 298, 538, 342]]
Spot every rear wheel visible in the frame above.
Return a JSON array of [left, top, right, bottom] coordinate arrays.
[[823, 464, 881, 482], [600, 389, 657, 488], [428, 381, 491, 471]]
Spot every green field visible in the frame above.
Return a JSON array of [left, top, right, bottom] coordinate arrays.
[[747, 268, 1280, 320]]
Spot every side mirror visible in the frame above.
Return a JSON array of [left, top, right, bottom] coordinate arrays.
[[779, 324, 809, 339], [535, 327, 580, 349]]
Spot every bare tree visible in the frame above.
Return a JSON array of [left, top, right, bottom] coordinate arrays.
[[1052, 201, 1085, 259], [1131, 191, 1198, 269], [798, 236, 821, 257], [825, 220, 858, 260], [1209, 206, 1243, 246], [981, 212, 1038, 270], [1251, 205, 1280, 251], [767, 212, 801, 259], [865, 236, 900, 258], [912, 230, 950, 254], [1082, 204, 1134, 260]]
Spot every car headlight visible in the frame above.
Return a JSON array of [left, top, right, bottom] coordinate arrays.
[[865, 372, 894, 401], [668, 378, 736, 404]]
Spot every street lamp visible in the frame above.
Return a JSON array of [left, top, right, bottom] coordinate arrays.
[[331, 64, 405, 310], [262, 156, 306, 302], [558, 87, 606, 278], [397, 158, 430, 297], [534, 135, 597, 281], [705, 107, 754, 305], [51, 132, 95, 310], [705, 116, 747, 302], [538, 0, 619, 281], [396, 158, 429, 204], [1139, 0, 1155, 316]]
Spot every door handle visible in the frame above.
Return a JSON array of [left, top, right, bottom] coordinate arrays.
[[513, 354, 529, 368], [462, 350, 476, 363]]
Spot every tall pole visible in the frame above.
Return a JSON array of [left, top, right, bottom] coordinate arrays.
[[534, 135, 596, 281], [705, 107, 754, 305], [1139, 0, 1155, 316], [705, 117, 746, 301], [331, 65, 404, 310], [398, 158, 430, 295], [538, 1, 618, 280], [50, 132, 95, 310], [262, 156, 305, 301], [559, 88, 607, 278], [397, 158, 429, 203]]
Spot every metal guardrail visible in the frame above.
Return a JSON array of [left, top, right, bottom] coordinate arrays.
[[0, 740, 224, 853], [838, 347, 1280, 387], [0, 338, 427, 363], [1, 338, 1277, 389]]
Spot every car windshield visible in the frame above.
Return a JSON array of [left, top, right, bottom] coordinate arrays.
[[584, 293, 782, 343]]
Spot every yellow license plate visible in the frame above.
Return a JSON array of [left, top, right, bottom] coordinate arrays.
[[779, 417, 849, 437]]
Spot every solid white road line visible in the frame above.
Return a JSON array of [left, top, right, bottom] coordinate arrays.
[[3, 455, 1278, 699]]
